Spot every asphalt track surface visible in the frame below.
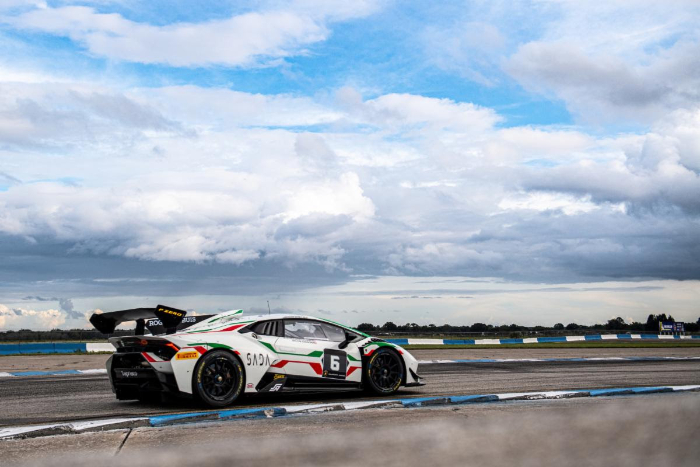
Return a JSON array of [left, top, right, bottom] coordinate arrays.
[[2, 348, 699, 427]]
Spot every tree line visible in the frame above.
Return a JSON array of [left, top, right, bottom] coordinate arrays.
[[1, 314, 698, 342], [356, 314, 700, 334]]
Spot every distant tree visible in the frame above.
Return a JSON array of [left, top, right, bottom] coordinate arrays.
[[606, 317, 626, 330], [382, 321, 398, 331], [565, 323, 580, 330], [645, 314, 657, 332], [553, 323, 564, 330], [471, 323, 489, 333], [357, 323, 375, 332]]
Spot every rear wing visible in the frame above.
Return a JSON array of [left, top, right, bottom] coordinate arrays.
[[89, 305, 187, 335]]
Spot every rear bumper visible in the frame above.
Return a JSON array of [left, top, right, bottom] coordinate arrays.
[[107, 353, 180, 400]]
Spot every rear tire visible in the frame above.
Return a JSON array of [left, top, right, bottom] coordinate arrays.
[[193, 350, 245, 408], [364, 348, 404, 395]]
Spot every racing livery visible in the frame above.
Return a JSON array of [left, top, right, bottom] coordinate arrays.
[[90, 305, 424, 407]]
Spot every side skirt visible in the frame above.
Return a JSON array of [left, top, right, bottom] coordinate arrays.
[[256, 373, 363, 393]]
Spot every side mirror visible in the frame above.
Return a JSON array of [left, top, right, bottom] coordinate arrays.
[[338, 331, 354, 349]]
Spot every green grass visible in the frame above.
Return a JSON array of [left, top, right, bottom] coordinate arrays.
[[404, 341, 700, 350]]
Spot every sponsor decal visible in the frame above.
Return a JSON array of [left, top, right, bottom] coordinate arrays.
[[158, 307, 184, 317], [150, 316, 198, 326], [273, 374, 285, 380], [247, 383, 254, 389], [120, 371, 138, 378], [176, 351, 199, 360], [290, 338, 316, 344], [269, 383, 283, 392], [246, 353, 272, 366]]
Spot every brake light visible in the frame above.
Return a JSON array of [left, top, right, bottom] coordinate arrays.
[[165, 342, 180, 351]]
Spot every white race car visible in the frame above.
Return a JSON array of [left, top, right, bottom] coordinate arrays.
[[90, 305, 424, 407]]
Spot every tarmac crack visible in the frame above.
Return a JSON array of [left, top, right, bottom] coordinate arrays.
[[114, 428, 132, 456]]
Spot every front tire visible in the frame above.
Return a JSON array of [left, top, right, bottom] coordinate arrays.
[[364, 348, 404, 395], [193, 350, 244, 408]]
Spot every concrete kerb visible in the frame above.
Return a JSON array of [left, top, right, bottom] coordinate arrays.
[[2, 385, 699, 441]]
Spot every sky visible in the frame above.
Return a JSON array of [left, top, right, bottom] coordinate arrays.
[[0, 0, 699, 331]]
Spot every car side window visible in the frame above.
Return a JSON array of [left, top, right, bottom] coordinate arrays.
[[318, 322, 348, 342], [250, 320, 283, 337], [284, 320, 328, 340]]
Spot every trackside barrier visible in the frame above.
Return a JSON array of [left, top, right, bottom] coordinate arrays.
[[386, 334, 700, 346], [0, 335, 698, 355], [0, 342, 114, 355]]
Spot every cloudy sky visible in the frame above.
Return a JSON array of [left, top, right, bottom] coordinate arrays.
[[1, 0, 699, 331]]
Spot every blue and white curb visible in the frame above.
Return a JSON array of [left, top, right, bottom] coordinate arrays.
[[386, 334, 700, 346], [0, 342, 113, 355], [417, 356, 700, 364], [0, 335, 697, 355], [2, 384, 699, 440], [0, 369, 107, 378]]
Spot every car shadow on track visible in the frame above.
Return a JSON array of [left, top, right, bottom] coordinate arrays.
[[126, 388, 426, 413]]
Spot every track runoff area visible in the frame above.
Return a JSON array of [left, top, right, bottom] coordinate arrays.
[[1, 343, 699, 465]]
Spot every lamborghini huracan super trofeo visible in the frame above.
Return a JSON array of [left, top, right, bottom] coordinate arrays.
[[90, 305, 424, 407]]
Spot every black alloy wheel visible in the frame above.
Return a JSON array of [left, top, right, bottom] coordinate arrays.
[[365, 347, 404, 395], [193, 350, 244, 407]]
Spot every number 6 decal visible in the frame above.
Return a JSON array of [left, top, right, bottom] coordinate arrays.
[[323, 349, 347, 379]]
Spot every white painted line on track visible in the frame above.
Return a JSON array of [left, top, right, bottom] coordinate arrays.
[[77, 369, 108, 375]]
